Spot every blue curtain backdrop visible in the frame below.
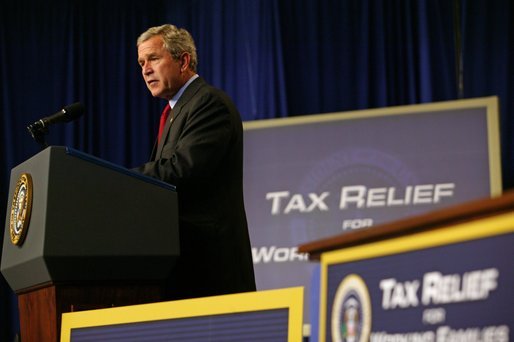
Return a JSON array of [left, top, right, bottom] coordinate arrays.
[[0, 0, 512, 339]]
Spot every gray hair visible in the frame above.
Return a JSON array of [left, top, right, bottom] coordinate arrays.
[[137, 24, 198, 72]]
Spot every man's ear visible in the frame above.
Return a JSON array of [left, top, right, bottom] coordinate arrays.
[[180, 53, 191, 72]]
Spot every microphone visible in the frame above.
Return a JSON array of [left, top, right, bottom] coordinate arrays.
[[27, 102, 85, 132]]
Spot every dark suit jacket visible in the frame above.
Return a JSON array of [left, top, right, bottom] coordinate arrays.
[[135, 77, 256, 299]]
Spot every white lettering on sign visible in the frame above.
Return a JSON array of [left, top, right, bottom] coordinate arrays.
[[265, 183, 455, 216], [339, 183, 455, 209], [422, 268, 498, 305], [252, 246, 308, 264], [265, 191, 330, 215], [370, 325, 509, 342], [377, 268, 500, 311], [380, 278, 420, 309], [342, 218, 373, 230], [436, 325, 509, 342], [422, 307, 446, 325]]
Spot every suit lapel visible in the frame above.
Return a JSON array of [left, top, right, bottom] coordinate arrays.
[[153, 77, 206, 159]]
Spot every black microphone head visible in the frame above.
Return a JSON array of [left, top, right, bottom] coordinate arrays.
[[61, 102, 85, 122]]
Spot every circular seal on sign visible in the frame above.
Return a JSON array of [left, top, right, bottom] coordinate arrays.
[[331, 274, 372, 342], [10, 173, 33, 246]]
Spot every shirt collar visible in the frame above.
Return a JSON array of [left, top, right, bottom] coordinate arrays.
[[169, 74, 199, 109]]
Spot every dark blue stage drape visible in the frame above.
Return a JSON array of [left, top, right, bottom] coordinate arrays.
[[1, 0, 512, 339]]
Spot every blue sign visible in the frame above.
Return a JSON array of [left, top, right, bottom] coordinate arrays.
[[322, 218, 513, 342]]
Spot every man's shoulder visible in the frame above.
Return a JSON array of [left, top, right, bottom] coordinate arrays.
[[181, 77, 215, 101], [178, 77, 239, 118], [188, 78, 233, 103]]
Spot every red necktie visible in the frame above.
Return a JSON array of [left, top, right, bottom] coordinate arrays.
[[157, 104, 171, 143]]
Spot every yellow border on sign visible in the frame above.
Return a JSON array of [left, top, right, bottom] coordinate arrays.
[[61, 287, 303, 342], [485, 97, 502, 196], [318, 211, 514, 342], [243, 96, 502, 196]]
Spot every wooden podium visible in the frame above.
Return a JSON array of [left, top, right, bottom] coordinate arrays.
[[299, 191, 514, 259], [1, 146, 180, 341]]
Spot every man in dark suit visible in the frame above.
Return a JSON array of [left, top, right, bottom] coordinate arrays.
[[134, 24, 256, 300]]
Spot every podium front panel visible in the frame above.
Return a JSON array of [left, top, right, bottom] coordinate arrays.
[[1, 146, 179, 292]]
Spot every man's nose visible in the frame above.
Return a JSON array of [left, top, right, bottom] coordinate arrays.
[[142, 62, 153, 75]]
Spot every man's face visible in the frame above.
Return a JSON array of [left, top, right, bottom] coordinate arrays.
[[137, 35, 184, 100]]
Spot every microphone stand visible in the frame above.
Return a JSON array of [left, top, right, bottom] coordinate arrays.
[[27, 124, 49, 149]]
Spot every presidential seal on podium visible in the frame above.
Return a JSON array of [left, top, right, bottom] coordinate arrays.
[[10, 173, 33, 246]]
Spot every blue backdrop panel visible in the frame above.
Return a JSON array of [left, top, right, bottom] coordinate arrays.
[[244, 99, 500, 323]]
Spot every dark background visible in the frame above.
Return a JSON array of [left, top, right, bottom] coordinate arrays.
[[1, 0, 512, 339]]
